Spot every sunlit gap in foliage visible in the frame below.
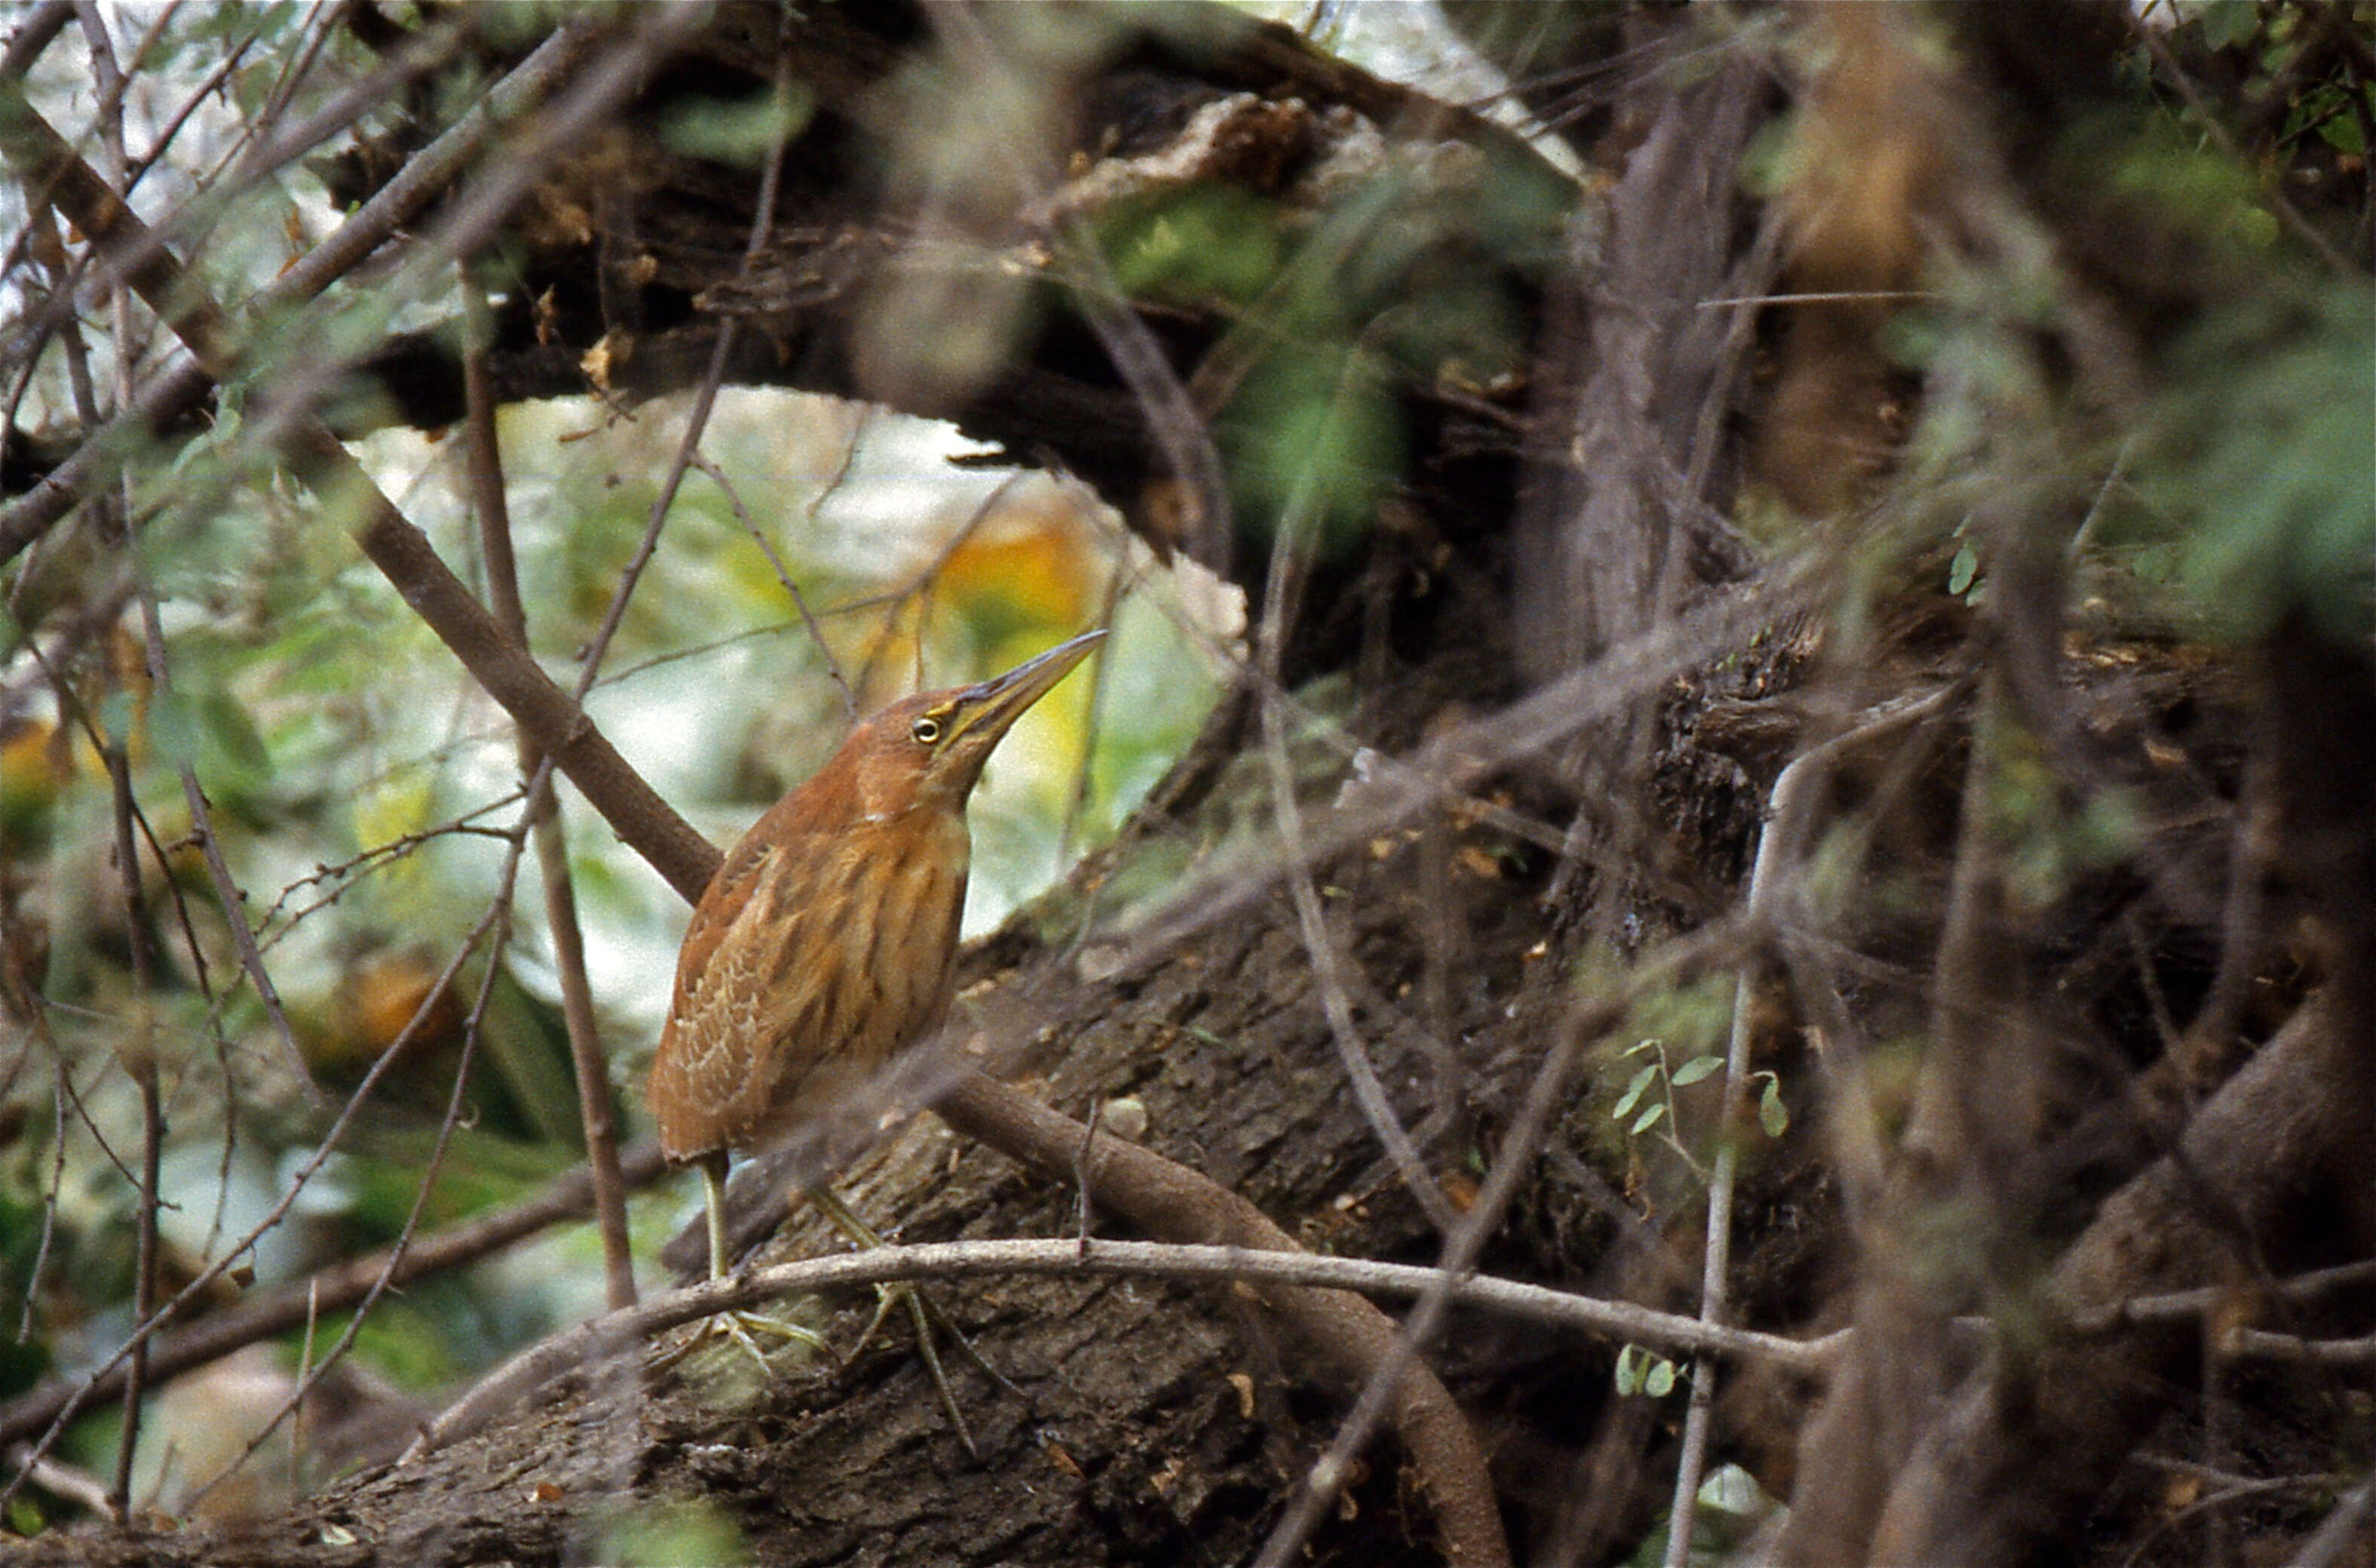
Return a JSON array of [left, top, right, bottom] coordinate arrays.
[[348, 385, 1239, 1049]]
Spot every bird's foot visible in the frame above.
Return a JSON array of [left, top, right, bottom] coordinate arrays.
[[654, 1304, 827, 1377], [798, 1189, 1027, 1456], [837, 1279, 1035, 1462]]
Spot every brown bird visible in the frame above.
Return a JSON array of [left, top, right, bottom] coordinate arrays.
[[647, 630, 1103, 1396]]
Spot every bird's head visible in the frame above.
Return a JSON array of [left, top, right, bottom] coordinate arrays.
[[838, 629, 1105, 822]]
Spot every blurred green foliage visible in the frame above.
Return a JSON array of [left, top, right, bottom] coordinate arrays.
[[1101, 185, 1288, 309], [2133, 283, 2376, 642], [602, 1497, 749, 1567], [1092, 125, 1563, 556], [660, 85, 816, 168]]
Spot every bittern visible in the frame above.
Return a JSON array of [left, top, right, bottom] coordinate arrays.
[[647, 629, 1103, 1420]]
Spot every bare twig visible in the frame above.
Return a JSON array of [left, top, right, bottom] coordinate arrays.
[[1057, 229, 1235, 571], [405, 1233, 1838, 1462], [1662, 685, 1959, 1567], [560, 7, 789, 715], [100, 740, 161, 1521], [0, 45, 730, 908], [50, 44, 167, 1504], [2075, 1256, 2376, 1332], [1254, 357, 1462, 1236], [2284, 1467, 2376, 1568], [1117, 569, 1811, 973], [2218, 1328, 2376, 1365], [2132, 15, 2354, 276], [0, 11, 626, 566], [181, 813, 538, 1514], [1248, 920, 1730, 1568], [3, 1443, 110, 1522], [940, 1072, 1511, 1568], [461, 268, 637, 1312], [684, 449, 855, 720], [0, 3, 74, 78], [13, 1073, 68, 1346], [0, 888, 532, 1510]]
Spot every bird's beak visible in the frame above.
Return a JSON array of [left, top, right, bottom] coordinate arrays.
[[947, 629, 1106, 753]]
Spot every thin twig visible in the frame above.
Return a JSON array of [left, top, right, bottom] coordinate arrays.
[[1253, 370, 1463, 1236], [403, 1236, 1833, 1464], [564, 4, 785, 711], [51, 43, 164, 1502], [1070, 1097, 1103, 1255], [1056, 541, 1128, 868], [14, 1073, 68, 1346], [2132, 15, 2354, 276], [684, 449, 854, 721], [1661, 684, 1958, 1566], [461, 265, 637, 1313], [0, 33, 729, 911], [3, 1443, 111, 1522], [0, 14, 604, 565], [179, 810, 537, 1514], [2283, 1466, 2376, 1568], [0, 886, 530, 1511], [1251, 926, 1724, 1568], [0, 9, 684, 569], [1117, 569, 1814, 974]]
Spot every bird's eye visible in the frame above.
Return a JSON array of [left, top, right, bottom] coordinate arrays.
[[910, 715, 941, 745]]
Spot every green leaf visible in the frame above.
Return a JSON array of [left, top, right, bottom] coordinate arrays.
[[1759, 1076, 1790, 1138], [1630, 1101, 1667, 1136], [2316, 106, 2365, 155], [1947, 541, 1979, 596], [1614, 1345, 1643, 1395], [145, 690, 204, 770], [1612, 1064, 1659, 1119], [1101, 185, 1286, 310], [1670, 1054, 1723, 1087], [2197, 0, 2261, 50], [659, 84, 816, 167], [1643, 1358, 1676, 1398]]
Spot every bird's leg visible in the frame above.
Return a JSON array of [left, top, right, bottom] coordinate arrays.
[[703, 1154, 732, 1282], [657, 1153, 826, 1373], [802, 1184, 1027, 1458]]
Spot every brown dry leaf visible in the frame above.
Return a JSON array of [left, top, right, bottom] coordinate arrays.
[[1455, 845, 1502, 879], [1226, 1370, 1256, 1419]]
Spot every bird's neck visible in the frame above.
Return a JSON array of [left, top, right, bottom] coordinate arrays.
[[854, 764, 980, 825]]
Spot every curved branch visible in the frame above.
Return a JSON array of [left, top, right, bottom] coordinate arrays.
[[935, 1074, 1511, 1568]]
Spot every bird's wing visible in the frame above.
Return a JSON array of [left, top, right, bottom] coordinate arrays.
[[650, 832, 794, 1159], [649, 819, 969, 1159]]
